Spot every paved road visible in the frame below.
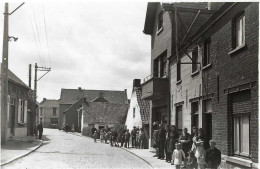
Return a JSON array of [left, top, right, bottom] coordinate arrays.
[[3, 129, 152, 169]]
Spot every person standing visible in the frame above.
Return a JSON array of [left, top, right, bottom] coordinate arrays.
[[158, 123, 166, 160], [131, 126, 137, 148], [205, 140, 221, 169], [195, 128, 207, 169], [100, 129, 104, 143], [93, 131, 98, 143], [152, 122, 159, 157], [37, 121, 43, 140], [179, 128, 192, 157], [164, 124, 171, 163], [191, 127, 198, 153], [171, 143, 186, 169], [104, 125, 110, 144], [139, 128, 145, 149], [169, 125, 179, 160], [124, 129, 130, 148]]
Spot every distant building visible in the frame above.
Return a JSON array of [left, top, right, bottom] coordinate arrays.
[[125, 79, 150, 148], [38, 98, 60, 128], [58, 88, 128, 130], [82, 101, 129, 131]]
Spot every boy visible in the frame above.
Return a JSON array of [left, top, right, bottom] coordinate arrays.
[[172, 143, 186, 169], [205, 140, 221, 169]]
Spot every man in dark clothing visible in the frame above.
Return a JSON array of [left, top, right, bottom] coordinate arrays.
[[152, 122, 159, 157], [124, 129, 130, 148], [205, 140, 221, 169], [131, 126, 137, 148], [104, 125, 110, 144], [37, 121, 43, 140], [158, 124, 166, 160]]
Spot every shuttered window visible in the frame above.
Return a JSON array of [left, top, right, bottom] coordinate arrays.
[[17, 99, 27, 124], [231, 90, 250, 157]]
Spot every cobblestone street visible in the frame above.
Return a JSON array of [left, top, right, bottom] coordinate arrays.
[[2, 129, 152, 169]]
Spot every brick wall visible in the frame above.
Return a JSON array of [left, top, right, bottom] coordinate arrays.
[[202, 2, 258, 164]]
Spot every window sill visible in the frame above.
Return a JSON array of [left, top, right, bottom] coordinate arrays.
[[156, 27, 163, 35], [176, 80, 182, 85], [225, 156, 252, 167], [18, 122, 26, 126], [202, 63, 212, 71], [191, 70, 199, 77], [228, 44, 247, 55]]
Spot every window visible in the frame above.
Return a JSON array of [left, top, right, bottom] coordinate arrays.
[[203, 39, 211, 67], [192, 47, 199, 73], [231, 90, 251, 157], [177, 62, 181, 82], [158, 11, 163, 31], [191, 102, 199, 129], [203, 99, 212, 114], [133, 108, 135, 118], [160, 55, 167, 77], [53, 107, 57, 116], [235, 13, 245, 48], [40, 107, 43, 116], [18, 99, 27, 123], [176, 105, 182, 131]]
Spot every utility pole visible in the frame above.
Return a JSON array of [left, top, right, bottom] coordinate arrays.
[[1, 2, 24, 145], [1, 3, 9, 145], [29, 64, 31, 88]]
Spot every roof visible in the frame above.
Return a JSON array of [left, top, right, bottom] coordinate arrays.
[[59, 88, 128, 104], [135, 88, 150, 124], [39, 99, 60, 107], [143, 2, 215, 35], [92, 96, 109, 103], [0, 63, 30, 89], [83, 102, 129, 124], [64, 98, 83, 114]]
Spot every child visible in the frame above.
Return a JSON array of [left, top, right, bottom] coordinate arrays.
[[172, 143, 186, 169], [93, 131, 98, 143], [205, 140, 221, 169], [187, 150, 197, 169]]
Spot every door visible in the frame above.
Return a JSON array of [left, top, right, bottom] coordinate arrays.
[[204, 113, 212, 149], [10, 105, 15, 135]]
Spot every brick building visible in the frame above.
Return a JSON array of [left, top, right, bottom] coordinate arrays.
[[142, 2, 258, 168]]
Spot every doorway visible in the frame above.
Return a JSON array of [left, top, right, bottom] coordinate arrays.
[[10, 104, 15, 135]]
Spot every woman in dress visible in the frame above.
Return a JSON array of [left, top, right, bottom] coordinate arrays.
[[195, 128, 206, 169]]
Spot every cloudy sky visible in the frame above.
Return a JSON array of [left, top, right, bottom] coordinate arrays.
[[0, 1, 151, 102]]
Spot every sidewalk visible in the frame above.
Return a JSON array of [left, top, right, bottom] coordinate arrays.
[[1, 136, 43, 166], [121, 147, 175, 169]]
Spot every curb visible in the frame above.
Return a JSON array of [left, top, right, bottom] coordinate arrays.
[[1, 140, 43, 166], [119, 147, 154, 169]]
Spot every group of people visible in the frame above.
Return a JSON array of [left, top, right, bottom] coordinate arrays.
[[153, 122, 221, 169], [92, 125, 146, 149]]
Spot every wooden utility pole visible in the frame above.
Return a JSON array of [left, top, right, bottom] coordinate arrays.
[[29, 64, 31, 88], [1, 3, 9, 145]]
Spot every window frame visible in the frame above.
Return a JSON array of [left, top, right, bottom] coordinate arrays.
[[177, 62, 181, 82], [192, 46, 199, 73], [202, 39, 211, 68], [234, 12, 245, 48], [133, 107, 136, 118], [157, 11, 163, 33]]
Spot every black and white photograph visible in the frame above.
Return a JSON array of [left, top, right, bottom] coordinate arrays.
[[0, 1, 259, 169]]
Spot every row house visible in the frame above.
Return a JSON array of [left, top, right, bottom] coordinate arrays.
[[142, 2, 258, 168], [0, 63, 37, 140], [38, 98, 60, 128]]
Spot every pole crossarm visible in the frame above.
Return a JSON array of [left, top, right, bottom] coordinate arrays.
[[37, 67, 51, 81], [8, 3, 25, 15]]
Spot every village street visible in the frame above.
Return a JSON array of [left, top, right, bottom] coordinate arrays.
[[2, 129, 152, 169]]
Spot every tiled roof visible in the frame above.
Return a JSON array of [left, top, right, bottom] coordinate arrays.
[[64, 98, 83, 113], [0, 63, 29, 89], [83, 102, 129, 124], [39, 99, 60, 107], [59, 89, 128, 104], [135, 88, 150, 124]]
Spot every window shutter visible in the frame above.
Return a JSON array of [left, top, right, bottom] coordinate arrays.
[[18, 99, 21, 123], [7, 95, 10, 123], [24, 101, 28, 123]]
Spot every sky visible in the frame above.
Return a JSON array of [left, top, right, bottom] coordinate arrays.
[[0, 1, 151, 102]]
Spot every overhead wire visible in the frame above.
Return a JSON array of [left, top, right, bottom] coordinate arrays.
[[42, 6, 51, 68], [33, 10, 46, 67]]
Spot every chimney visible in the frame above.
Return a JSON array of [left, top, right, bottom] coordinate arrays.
[[99, 92, 104, 98], [132, 79, 141, 91], [78, 87, 82, 91], [43, 98, 46, 101]]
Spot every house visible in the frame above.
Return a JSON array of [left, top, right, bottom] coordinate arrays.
[[38, 98, 60, 128], [58, 87, 128, 130], [0, 63, 33, 140], [81, 101, 129, 131], [125, 79, 150, 148], [141, 2, 214, 147], [142, 2, 258, 168]]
